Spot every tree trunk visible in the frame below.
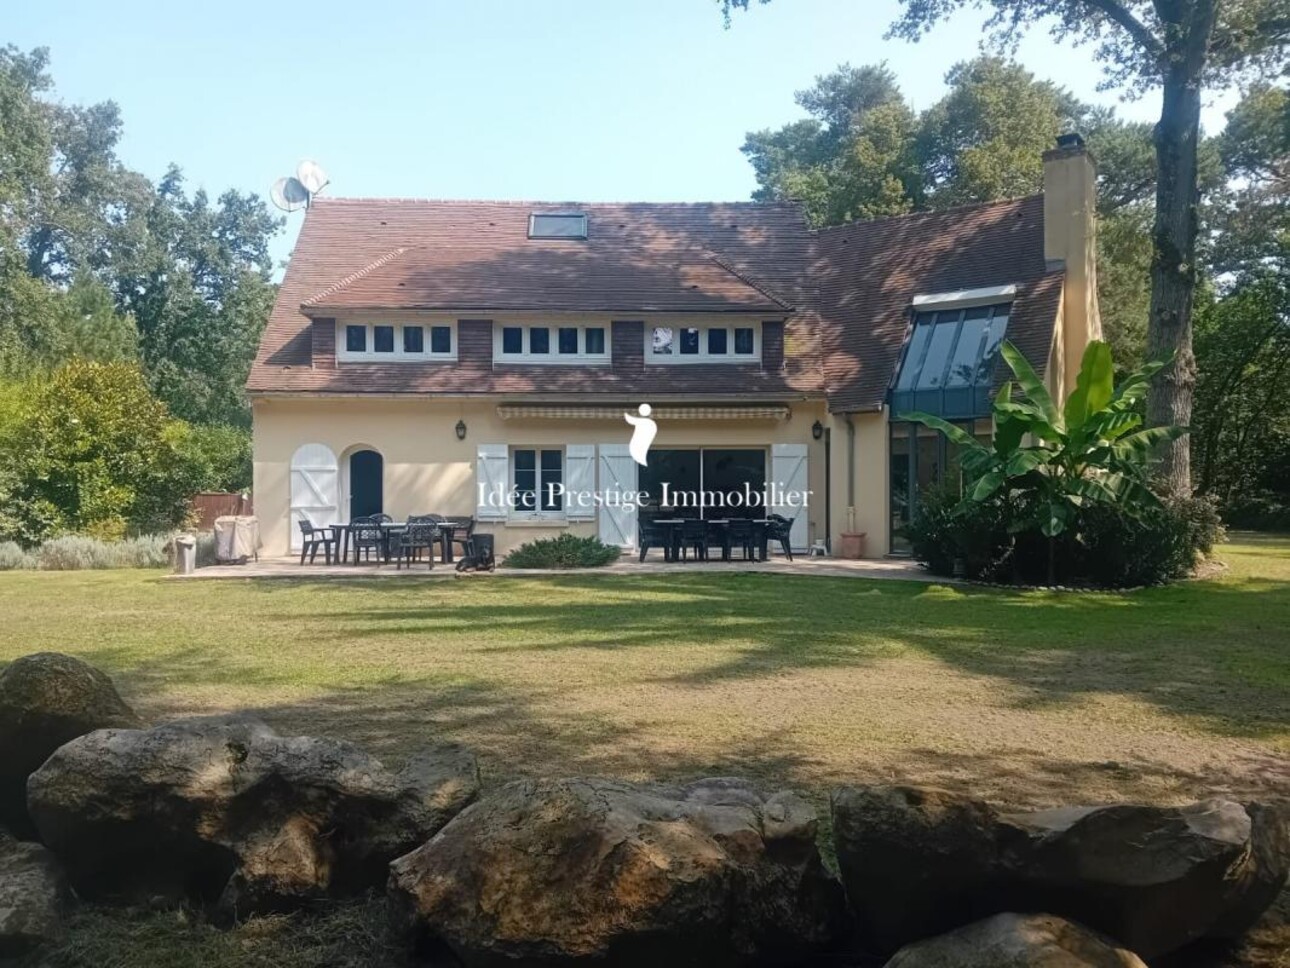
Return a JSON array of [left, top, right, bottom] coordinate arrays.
[[1145, 0, 1219, 497]]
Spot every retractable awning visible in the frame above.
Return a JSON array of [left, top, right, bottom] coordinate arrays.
[[496, 405, 791, 421]]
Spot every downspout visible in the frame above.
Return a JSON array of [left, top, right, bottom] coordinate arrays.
[[845, 413, 856, 534], [823, 426, 832, 553]]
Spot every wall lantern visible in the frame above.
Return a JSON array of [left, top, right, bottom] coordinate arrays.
[[811, 420, 824, 441], [455, 419, 467, 441]]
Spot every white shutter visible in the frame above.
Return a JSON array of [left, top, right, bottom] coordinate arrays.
[[476, 444, 509, 520], [565, 445, 596, 520], [289, 443, 338, 551], [770, 443, 809, 551], [597, 444, 637, 549]]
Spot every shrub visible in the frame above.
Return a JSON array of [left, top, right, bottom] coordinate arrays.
[[503, 534, 621, 569], [34, 534, 171, 570], [909, 496, 1222, 588], [0, 541, 34, 570]]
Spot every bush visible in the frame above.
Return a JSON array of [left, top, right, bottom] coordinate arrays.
[[503, 534, 621, 569], [908, 494, 1223, 588], [905, 485, 1014, 580], [0, 541, 34, 570], [34, 534, 172, 571]]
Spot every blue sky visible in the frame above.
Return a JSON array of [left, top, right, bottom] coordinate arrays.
[[13, 0, 1238, 268]]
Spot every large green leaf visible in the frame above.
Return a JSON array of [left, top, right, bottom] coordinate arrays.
[[1000, 341, 1060, 430], [896, 411, 983, 450], [971, 469, 1006, 501], [1063, 340, 1114, 434], [1112, 424, 1187, 457]]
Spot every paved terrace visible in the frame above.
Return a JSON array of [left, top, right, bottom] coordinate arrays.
[[180, 555, 938, 582]]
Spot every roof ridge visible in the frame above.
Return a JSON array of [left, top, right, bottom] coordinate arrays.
[[704, 251, 794, 311], [312, 196, 804, 211], [813, 194, 1041, 237], [301, 247, 410, 307]]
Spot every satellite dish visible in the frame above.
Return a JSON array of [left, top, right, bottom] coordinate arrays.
[[270, 176, 310, 212], [297, 160, 329, 195]]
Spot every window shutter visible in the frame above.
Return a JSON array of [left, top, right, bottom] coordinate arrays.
[[597, 444, 638, 548], [565, 445, 596, 520], [289, 444, 339, 550], [476, 444, 509, 520], [770, 443, 809, 551]]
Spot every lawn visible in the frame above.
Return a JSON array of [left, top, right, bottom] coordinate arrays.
[[2, 533, 1288, 967]]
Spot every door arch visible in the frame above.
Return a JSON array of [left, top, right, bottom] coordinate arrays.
[[289, 443, 339, 551], [346, 448, 384, 520]]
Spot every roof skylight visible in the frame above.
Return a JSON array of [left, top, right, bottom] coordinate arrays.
[[528, 213, 588, 240]]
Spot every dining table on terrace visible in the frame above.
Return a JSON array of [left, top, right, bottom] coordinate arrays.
[[650, 517, 770, 562], [327, 519, 463, 565]]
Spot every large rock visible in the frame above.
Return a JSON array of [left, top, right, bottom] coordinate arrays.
[[883, 913, 1148, 968], [0, 831, 70, 955], [26, 717, 478, 916], [0, 652, 140, 835], [388, 776, 849, 966], [832, 785, 1289, 959]]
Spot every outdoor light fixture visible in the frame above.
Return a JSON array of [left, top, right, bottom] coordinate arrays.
[[455, 419, 467, 441], [812, 420, 824, 441]]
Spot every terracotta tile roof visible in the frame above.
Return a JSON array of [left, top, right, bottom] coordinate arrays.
[[811, 195, 1059, 411], [300, 242, 792, 314], [248, 194, 1060, 410]]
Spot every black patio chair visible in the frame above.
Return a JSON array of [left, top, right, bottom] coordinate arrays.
[[350, 516, 386, 564], [679, 519, 710, 561], [638, 520, 664, 562], [297, 520, 336, 565], [725, 519, 757, 561], [372, 513, 393, 524], [394, 519, 438, 569], [766, 514, 795, 561], [444, 515, 475, 561]]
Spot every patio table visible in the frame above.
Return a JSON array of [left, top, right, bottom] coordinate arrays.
[[328, 522, 459, 565]]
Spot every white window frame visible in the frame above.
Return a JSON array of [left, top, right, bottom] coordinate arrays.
[[494, 324, 610, 364], [646, 322, 762, 364], [510, 446, 566, 520], [336, 321, 457, 362]]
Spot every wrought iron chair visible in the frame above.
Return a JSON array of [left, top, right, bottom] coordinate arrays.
[[679, 519, 710, 561], [350, 516, 386, 564], [297, 520, 336, 565], [766, 514, 795, 561], [444, 516, 475, 561], [394, 518, 438, 569]]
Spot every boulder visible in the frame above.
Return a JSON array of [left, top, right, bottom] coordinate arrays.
[[388, 776, 849, 966], [26, 716, 478, 916], [0, 831, 70, 955], [0, 652, 140, 835], [883, 913, 1148, 968], [832, 785, 1289, 959]]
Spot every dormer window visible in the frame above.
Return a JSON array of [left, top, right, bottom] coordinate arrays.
[[528, 213, 588, 240], [494, 323, 609, 363], [337, 320, 456, 361], [647, 323, 760, 363]]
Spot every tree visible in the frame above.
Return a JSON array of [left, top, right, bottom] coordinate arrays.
[[741, 63, 919, 224], [0, 47, 281, 426], [726, 0, 1290, 496], [918, 58, 1082, 207], [0, 361, 192, 543]]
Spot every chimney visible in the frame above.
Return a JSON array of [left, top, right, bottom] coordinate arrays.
[[1043, 134, 1103, 396]]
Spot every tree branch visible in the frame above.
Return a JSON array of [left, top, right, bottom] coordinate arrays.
[[1079, 0, 1166, 59]]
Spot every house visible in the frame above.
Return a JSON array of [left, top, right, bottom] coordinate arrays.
[[248, 137, 1101, 558]]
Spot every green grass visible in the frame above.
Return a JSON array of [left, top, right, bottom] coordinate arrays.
[[3, 534, 1288, 966]]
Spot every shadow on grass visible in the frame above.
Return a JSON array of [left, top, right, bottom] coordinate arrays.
[[197, 564, 1290, 744]]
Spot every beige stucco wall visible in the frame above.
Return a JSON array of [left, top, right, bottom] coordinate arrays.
[[253, 396, 846, 557], [824, 410, 890, 558]]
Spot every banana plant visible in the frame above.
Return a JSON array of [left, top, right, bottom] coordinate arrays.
[[900, 340, 1186, 538]]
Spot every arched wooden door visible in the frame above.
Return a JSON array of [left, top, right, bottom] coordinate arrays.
[[348, 449, 384, 520]]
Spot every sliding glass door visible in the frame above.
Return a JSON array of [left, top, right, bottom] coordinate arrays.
[[639, 448, 767, 522]]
